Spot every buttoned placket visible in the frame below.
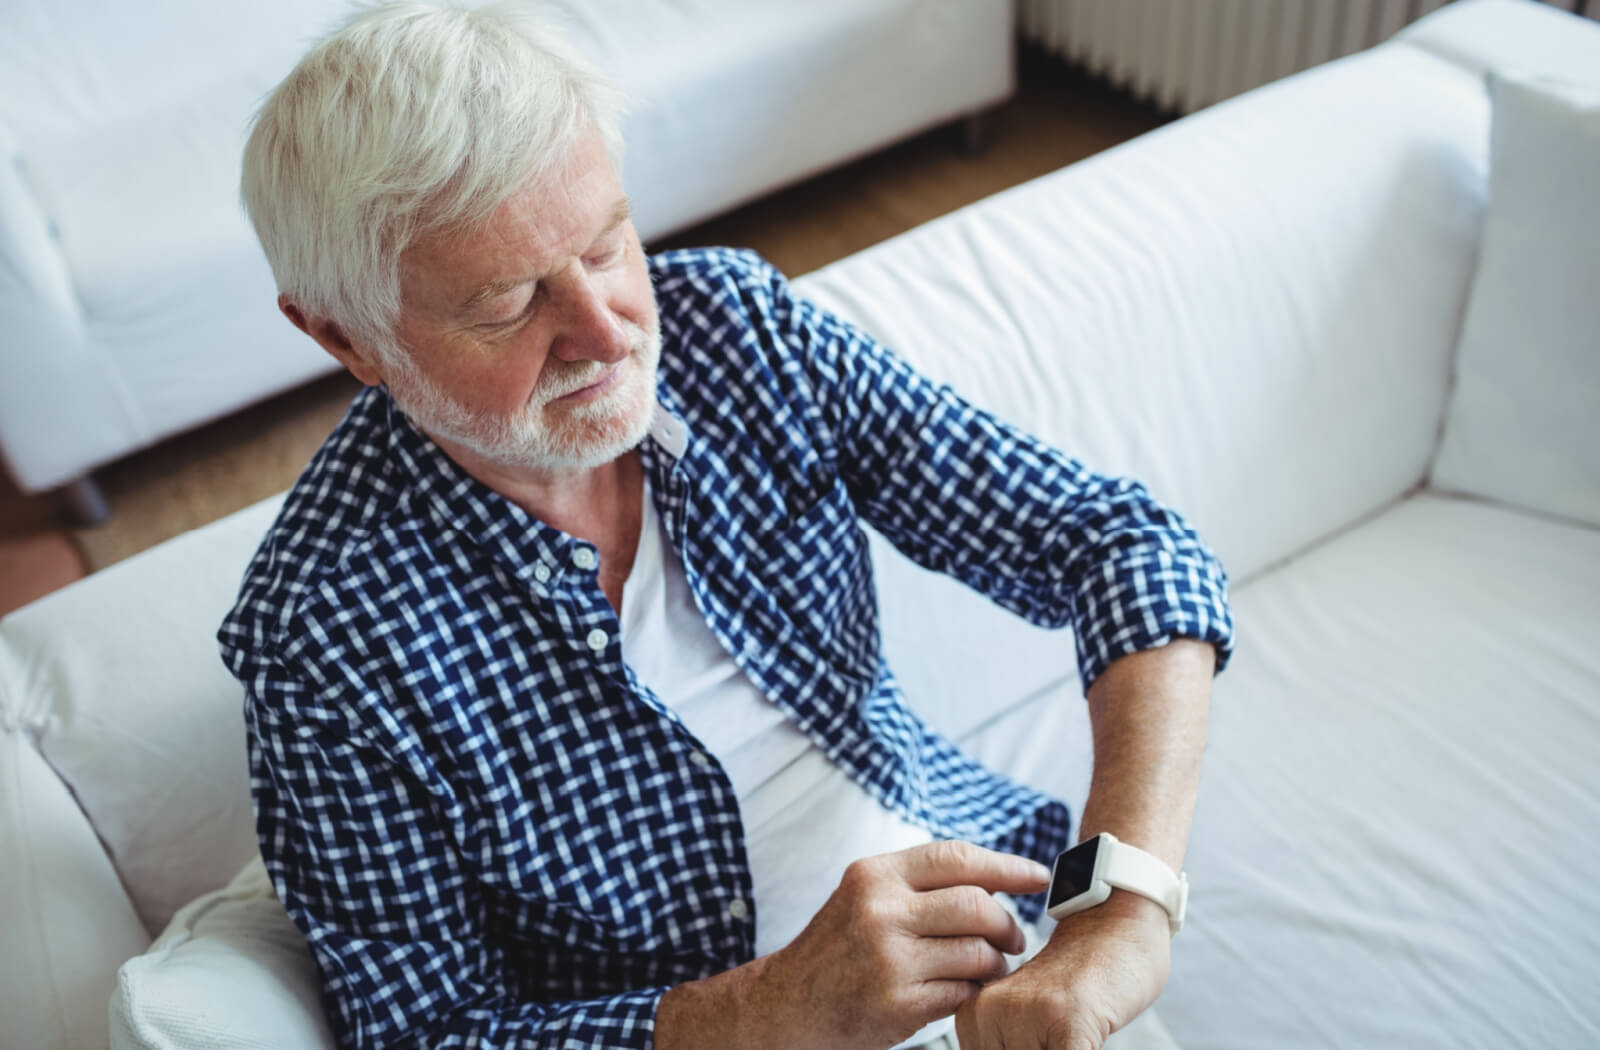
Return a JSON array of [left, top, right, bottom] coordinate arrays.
[[564, 539, 617, 659]]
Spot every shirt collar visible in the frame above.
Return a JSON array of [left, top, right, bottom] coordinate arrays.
[[647, 401, 690, 460], [380, 387, 695, 588]]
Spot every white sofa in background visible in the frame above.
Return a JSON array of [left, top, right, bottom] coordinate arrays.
[[0, 0, 1012, 511], [3, 1, 1597, 1047]]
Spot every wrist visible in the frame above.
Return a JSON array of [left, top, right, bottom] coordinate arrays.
[[656, 954, 793, 1050], [1098, 888, 1171, 929], [1045, 832, 1188, 934]]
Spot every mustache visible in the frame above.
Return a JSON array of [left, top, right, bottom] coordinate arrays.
[[532, 321, 657, 402]]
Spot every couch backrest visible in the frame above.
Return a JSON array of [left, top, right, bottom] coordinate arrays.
[[0, 0, 341, 149], [797, 40, 1491, 594]]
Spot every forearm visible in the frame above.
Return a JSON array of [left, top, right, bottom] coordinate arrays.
[[1077, 638, 1216, 872], [951, 640, 1215, 1047]]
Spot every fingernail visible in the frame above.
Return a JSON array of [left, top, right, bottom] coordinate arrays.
[[1028, 860, 1051, 880]]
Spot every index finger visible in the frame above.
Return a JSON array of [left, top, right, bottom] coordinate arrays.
[[892, 840, 1052, 895]]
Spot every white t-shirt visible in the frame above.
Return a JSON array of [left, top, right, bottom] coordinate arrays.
[[619, 485, 954, 1047], [619, 484, 937, 957]]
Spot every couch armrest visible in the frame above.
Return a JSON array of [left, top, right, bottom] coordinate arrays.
[[0, 726, 151, 1050], [1399, 0, 1600, 86]]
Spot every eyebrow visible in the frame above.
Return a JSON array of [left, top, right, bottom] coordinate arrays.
[[458, 198, 633, 312]]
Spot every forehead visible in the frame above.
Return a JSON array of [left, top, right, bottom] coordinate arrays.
[[401, 129, 624, 305]]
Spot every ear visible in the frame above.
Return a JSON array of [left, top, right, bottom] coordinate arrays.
[[279, 296, 386, 387]]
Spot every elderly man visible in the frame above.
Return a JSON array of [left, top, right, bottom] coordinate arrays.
[[220, 3, 1233, 1049]]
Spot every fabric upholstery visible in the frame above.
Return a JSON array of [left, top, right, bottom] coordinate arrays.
[[0, 496, 284, 943], [1399, 0, 1600, 86], [109, 857, 334, 1050], [1431, 71, 1600, 525], [1157, 494, 1600, 1049], [1, 3, 1595, 1047], [797, 44, 1488, 586]]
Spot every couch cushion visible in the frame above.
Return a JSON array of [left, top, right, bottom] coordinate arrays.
[[1430, 71, 1600, 526], [0, 494, 284, 942], [1148, 493, 1600, 1049], [795, 41, 1488, 587], [109, 856, 334, 1050]]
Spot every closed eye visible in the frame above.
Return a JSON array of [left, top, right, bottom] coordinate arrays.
[[584, 242, 625, 269], [475, 290, 539, 331]]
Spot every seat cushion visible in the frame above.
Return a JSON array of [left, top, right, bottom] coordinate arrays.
[[1142, 493, 1598, 1049]]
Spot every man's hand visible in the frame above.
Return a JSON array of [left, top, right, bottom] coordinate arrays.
[[766, 840, 1053, 1050], [954, 890, 1171, 1050], [655, 840, 1049, 1050]]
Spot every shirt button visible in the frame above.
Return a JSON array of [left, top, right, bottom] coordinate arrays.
[[571, 547, 597, 571], [532, 563, 551, 583], [585, 628, 609, 651], [689, 751, 712, 770], [727, 897, 749, 920]]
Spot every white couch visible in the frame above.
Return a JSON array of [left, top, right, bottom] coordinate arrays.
[[3, 1, 1597, 1047], [0, 0, 1012, 507]]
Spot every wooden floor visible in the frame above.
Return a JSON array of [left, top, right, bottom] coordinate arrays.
[[0, 51, 1171, 615]]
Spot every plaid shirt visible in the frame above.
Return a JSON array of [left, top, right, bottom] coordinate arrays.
[[219, 247, 1233, 1050]]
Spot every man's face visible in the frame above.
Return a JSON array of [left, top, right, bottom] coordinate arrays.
[[385, 126, 660, 475]]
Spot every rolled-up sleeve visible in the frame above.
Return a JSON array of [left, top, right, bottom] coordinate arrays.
[[758, 259, 1234, 691]]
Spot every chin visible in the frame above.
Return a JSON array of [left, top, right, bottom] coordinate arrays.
[[535, 367, 658, 471], [466, 353, 657, 474], [532, 417, 648, 472], [393, 323, 662, 476]]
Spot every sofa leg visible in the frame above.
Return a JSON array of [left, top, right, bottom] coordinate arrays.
[[957, 111, 992, 154], [62, 476, 110, 526]]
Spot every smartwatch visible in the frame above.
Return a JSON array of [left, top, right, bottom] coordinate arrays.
[[1045, 832, 1189, 935]]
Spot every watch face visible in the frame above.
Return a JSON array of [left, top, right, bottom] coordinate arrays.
[[1048, 836, 1102, 911]]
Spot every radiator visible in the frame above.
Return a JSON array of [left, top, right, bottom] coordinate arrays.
[[1020, 0, 1600, 114]]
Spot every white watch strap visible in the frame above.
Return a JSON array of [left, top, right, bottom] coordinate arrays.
[[1100, 834, 1189, 935]]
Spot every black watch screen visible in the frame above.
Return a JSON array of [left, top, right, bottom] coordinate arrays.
[[1047, 836, 1102, 911]]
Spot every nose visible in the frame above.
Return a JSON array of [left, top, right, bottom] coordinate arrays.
[[548, 267, 631, 365]]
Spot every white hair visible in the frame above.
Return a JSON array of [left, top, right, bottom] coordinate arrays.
[[241, 1, 625, 357]]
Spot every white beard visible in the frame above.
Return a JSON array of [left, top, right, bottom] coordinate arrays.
[[385, 318, 662, 474]]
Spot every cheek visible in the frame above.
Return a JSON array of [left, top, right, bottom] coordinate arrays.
[[617, 263, 658, 331], [393, 318, 555, 415], [441, 335, 554, 412]]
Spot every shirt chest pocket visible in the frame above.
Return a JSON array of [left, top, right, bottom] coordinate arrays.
[[746, 479, 879, 669]]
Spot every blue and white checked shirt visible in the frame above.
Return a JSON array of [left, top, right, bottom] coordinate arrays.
[[219, 248, 1233, 1050]]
